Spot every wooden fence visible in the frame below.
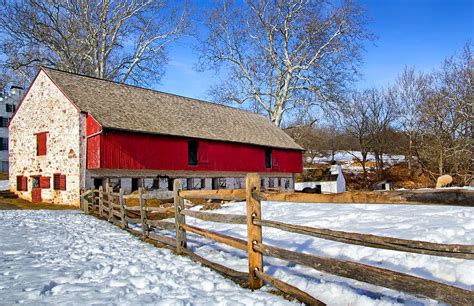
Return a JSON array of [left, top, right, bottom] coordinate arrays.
[[81, 174, 474, 306]]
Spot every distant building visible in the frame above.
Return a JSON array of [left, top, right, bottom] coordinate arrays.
[[295, 163, 346, 194], [0, 86, 24, 172]]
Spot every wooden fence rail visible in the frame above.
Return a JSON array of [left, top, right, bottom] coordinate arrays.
[[253, 219, 474, 259], [80, 174, 474, 306]]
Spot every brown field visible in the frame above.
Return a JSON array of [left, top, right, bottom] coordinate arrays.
[[0, 197, 79, 210]]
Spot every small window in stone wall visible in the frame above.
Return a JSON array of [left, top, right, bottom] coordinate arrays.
[[31, 177, 40, 188], [53, 174, 66, 191], [36, 132, 48, 156]]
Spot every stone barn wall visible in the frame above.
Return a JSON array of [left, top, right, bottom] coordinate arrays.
[[9, 71, 83, 205]]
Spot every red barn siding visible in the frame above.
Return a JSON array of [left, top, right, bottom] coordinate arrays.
[[88, 130, 302, 173], [87, 135, 101, 169], [86, 114, 102, 136]]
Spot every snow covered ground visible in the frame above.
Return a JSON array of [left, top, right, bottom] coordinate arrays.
[[0, 179, 9, 190], [308, 151, 406, 165], [157, 201, 474, 305], [2, 204, 472, 305], [306, 150, 406, 173], [0, 210, 293, 305]]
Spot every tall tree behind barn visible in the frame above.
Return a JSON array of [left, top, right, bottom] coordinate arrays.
[[0, 0, 189, 85], [196, 0, 371, 126]]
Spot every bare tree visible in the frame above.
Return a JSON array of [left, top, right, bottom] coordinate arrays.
[[396, 66, 431, 174], [339, 90, 373, 187], [367, 87, 399, 180], [0, 0, 189, 85], [417, 44, 473, 185], [197, 0, 371, 126]]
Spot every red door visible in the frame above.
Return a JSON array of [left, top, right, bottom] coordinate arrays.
[[32, 188, 42, 203]]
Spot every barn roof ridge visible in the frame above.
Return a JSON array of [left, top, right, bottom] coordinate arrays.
[[40, 67, 303, 150], [41, 66, 260, 116]]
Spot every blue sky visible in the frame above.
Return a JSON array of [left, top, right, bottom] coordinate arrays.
[[156, 0, 473, 100]]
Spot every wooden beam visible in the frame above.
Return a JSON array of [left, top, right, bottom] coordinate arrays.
[[147, 232, 176, 247], [254, 219, 474, 259], [180, 224, 247, 252], [254, 243, 474, 305], [146, 220, 176, 230], [180, 209, 246, 224], [179, 189, 246, 201], [181, 248, 248, 280], [98, 186, 104, 217], [174, 179, 187, 254], [255, 191, 474, 206], [139, 187, 148, 238], [119, 188, 127, 229], [246, 173, 264, 289], [254, 270, 325, 306]]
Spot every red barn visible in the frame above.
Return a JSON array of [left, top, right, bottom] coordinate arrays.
[[9, 68, 303, 205]]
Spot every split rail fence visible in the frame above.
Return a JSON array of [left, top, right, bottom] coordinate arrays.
[[81, 174, 474, 306]]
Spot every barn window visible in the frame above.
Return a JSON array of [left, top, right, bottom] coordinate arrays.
[[36, 132, 48, 156], [186, 178, 194, 190], [188, 140, 198, 166], [269, 178, 274, 188], [93, 178, 103, 189], [16, 175, 27, 191], [53, 173, 66, 191], [265, 148, 272, 168]]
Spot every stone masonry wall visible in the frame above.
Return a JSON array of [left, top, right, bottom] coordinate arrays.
[[9, 71, 83, 205]]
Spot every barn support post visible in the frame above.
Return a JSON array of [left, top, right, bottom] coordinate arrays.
[[119, 188, 127, 229], [98, 186, 104, 217], [138, 187, 149, 238], [174, 179, 187, 254], [246, 173, 264, 289]]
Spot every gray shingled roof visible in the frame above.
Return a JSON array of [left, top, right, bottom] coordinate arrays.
[[42, 68, 302, 150]]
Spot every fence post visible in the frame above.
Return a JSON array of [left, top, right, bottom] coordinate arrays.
[[174, 179, 187, 254], [139, 187, 149, 238], [86, 190, 92, 214], [119, 188, 127, 229], [246, 173, 264, 289], [99, 186, 103, 217], [107, 185, 113, 222]]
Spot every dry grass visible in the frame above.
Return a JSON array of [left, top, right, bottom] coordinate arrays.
[[0, 172, 8, 180], [0, 197, 79, 210]]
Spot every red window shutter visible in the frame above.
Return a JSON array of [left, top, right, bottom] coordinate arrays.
[[40, 177, 51, 189], [53, 174, 61, 190], [22, 176, 28, 191], [16, 176, 23, 191], [59, 175, 66, 191], [36, 132, 47, 156]]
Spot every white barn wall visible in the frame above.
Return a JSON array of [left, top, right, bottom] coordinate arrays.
[[9, 71, 82, 205]]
